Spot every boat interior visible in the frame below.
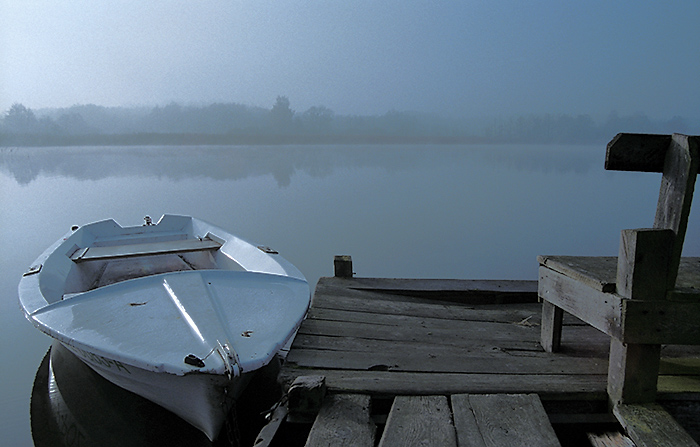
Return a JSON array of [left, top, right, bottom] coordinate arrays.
[[53, 232, 246, 301]]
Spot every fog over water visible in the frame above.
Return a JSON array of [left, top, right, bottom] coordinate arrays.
[[3, 2, 700, 122]]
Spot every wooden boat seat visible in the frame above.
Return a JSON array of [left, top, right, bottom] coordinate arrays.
[[538, 133, 700, 406], [70, 238, 222, 263]]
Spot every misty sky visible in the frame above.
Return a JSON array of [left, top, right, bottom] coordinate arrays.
[[2, 1, 699, 120]]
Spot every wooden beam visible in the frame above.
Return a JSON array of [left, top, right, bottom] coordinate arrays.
[[538, 256, 617, 293], [538, 266, 622, 338], [379, 395, 457, 447], [613, 403, 699, 447], [587, 431, 635, 447], [654, 133, 699, 289], [459, 394, 561, 447], [605, 133, 672, 172], [70, 238, 221, 262], [287, 375, 327, 420], [620, 299, 700, 345], [343, 277, 539, 304], [305, 394, 375, 447]]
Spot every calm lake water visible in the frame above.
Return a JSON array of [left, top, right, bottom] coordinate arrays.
[[1, 144, 698, 445]]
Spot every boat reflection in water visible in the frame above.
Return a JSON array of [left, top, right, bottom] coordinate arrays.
[[31, 342, 281, 446]]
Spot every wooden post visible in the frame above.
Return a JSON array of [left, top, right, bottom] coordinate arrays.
[[608, 229, 672, 404], [608, 338, 661, 405], [287, 375, 327, 420], [334, 255, 353, 278], [540, 300, 564, 352], [653, 134, 698, 290], [616, 228, 673, 300]]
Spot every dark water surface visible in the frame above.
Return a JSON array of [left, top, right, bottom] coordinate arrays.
[[1, 144, 698, 445]]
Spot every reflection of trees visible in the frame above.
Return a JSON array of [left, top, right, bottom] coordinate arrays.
[[0, 144, 600, 188]]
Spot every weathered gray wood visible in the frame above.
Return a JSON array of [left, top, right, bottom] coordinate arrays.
[[345, 277, 538, 295], [334, 255, 354, 278], [586, 431, 635, 447], [541, 300, 564, 352], [611, 233, 668, 403], [344, 277, 539, 304], [378, 395, 457, 447], [311, 286, 546, 322], [537, 256, 700, 297], [253, 403, 288, 447], [660, 399, 700, 442], [614, 402, 699, 447], [286, 346, 608, 375], [610, 135, 697, 404], [292, 332, 544, 356], [538, 256, 618, 292], [279, 369, 609, 399], [450, 395, 487, 447], [621, 299, 700, 344], [296, 314, 545, 348], [654, 134, 699, 289], [608, 338, 661, 404], [305, 303, 544, 329], [538, 266, 621, 338], [675, 257, 700, 298], [288, 375, 327, 419], [279, 277, 700, 410], [616, 228, 674, 300], [467, 394, 561, 447], [605, 133, 672, 172], [291, 325, 609, 356], [307, 301, 548, 326], [305, 394, 375, 447]]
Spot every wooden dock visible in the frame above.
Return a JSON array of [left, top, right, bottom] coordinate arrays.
[[248, 133, 700, 446], [253, 273, 700, 446]]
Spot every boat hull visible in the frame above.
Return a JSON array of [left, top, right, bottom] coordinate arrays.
[[19, 215, 310, 440], [61, 341, 251, 441]]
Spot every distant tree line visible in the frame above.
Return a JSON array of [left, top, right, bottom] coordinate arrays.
[[0, 97, 697, 146], [482, 112, 694, 144]]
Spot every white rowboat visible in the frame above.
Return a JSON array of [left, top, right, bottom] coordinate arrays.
[[19, 214, 310, 440]]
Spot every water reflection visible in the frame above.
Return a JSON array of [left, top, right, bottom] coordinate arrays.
[[0, 144, 600, 187], [31, 342, 280, 446]]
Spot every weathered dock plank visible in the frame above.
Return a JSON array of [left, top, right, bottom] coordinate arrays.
[[614, 403, 699, 447], [586, 431, 635, 447], [281, 277, 616, 398], [378, 395, 457, 447], [274, 275, 700, 445], [279, 369, 609, 399], [313, 277, 539, 309], [455, 394, 561, 447], [451, 395, 487, 447], [305, 394, 375, 447], [286, 347, 608, 375], [281, 277, 700, 398]]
